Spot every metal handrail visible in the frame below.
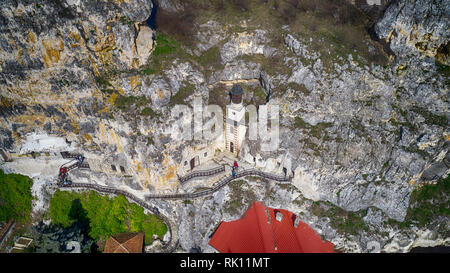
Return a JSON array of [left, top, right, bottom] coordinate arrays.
[[146, 168, 292, 200], [178, 165, 225, 184], [56, 160, 292, 252]]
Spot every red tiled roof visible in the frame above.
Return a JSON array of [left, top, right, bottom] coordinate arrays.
[[209, 201, 335, 253], [104, 232, 144, 253]]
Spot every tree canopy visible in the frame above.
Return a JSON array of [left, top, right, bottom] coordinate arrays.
[[50, 190, 167, 244], [0, 169, 33, 223]]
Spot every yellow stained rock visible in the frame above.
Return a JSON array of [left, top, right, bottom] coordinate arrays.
[[387, 29, 394, 43], [14, 114, 46, 126], [109, 130, 123, 153], [0, 96, 12, 107], [129, 75, 142, 90], [98, 105, 111, 115], [84, 133, 92, 143], [70, 31, 81, 42], [41, 37, 65, 68], [28, 30, 36, 44], [107, 93, 118, 105], [98, 122, 107, 140], [71, 120, 80, 134]]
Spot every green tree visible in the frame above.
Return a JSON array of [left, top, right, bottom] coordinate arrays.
[[49, 190, 77, 227], [0, 170, 33, 222], [49, 189, 167, 244]]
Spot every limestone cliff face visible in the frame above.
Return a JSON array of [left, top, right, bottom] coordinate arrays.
[[0, 0, 153, 109], [375, 0, 449, 65], [0, 0, 448, 252], [0, 0, 158, 186]]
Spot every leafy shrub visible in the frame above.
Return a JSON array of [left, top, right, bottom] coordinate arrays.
[[153, 33, 177, 57], [49, 190, 168, 244], [407, 175, 450, 226], [310, 200, 369, 235], [169, 83, 194, 106]]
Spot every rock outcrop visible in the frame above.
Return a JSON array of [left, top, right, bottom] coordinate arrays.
[[375, 0, 450, 64]]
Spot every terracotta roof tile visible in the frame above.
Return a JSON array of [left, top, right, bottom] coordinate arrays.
[[104, 232, 144, 253], [209, 201, 335, 253]]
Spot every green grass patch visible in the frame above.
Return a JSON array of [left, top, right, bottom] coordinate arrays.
[[0, 170, 33, 223], [388, 175, 450, 229], [139, 33, 184, 76], [140, 107, 159, 118], [197, 46, 222, 69]]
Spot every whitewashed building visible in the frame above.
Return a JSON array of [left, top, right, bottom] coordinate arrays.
[[225, 85, 247, 156]]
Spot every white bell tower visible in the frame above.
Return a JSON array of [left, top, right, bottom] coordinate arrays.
[[225, 85, 247, 156]]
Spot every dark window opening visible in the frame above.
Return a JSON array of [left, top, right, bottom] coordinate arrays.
[[190, 158, 195, 170], [274, 209, 283, 222], [120, 166, 125, 173], [204, 152, 207, 157], [111, 165, 116, 172]]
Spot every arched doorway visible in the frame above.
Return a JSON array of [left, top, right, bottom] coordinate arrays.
[[190, 158, 195, 170], [190, 156, 200, 170], [230, 142, 234, 153]]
